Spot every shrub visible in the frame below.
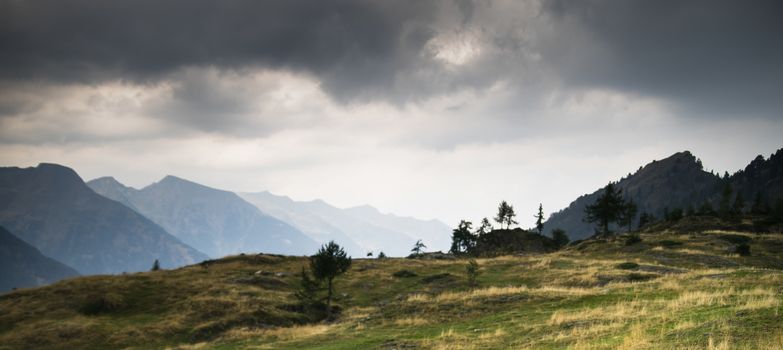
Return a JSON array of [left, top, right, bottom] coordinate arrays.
[[735, 243, 751, 256], [79, 292, 125, 315], [719, 234, 751, 245], [659, 240, 683, 248], [466, 259, 480, 287], [392, 270, 417, 278], [627, 273, 657, 282], [616, 262, 640, 270], [624, 234, 642, 246]]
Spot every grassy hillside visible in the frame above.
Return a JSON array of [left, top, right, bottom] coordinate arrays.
[[2, 227, 783, 349]]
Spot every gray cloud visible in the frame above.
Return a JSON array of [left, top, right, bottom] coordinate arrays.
[[0, 0, 444, 103], [542, 0, 783, 118], [1, 0, 782, 118]]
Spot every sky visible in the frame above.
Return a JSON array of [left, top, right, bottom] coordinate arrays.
[[1, 0, 782, 226]]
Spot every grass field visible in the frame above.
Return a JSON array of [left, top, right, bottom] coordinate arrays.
[[1, 228, 782, 349]]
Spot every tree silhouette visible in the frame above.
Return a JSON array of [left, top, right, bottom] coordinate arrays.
[[619, 199, 638, 232], [534, 203, 545, 234], [494, 201, 509, 228], [552, 228, 570, 248], [584, 183, 626, 235], [411, 239, 426, 256], [310, 241, 352, 316], [450, 220, 475, 255], [151, 259, 160, 271], [476, 217, 493, 236]]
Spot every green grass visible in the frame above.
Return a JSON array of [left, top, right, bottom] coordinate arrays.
[[2, 230, 783, 349]]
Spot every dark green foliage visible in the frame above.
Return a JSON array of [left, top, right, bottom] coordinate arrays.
[[466, 259, 479, 287], [627, 273, 657, 282], [638, 212, 654, 229], [624, 234, 642, 246], [79, 293, 125, 315], [476, 217, 493, 236], [410, 240, 426, 256], [151, 259, 160, 271], [494, 201, 518, 229], [366, 251, 373, 257], [750, 192, 770, 215], [718, 234, 751, 245], [658, 240, 683, 248], [698, 201, 716, 216], [310, 241, 351, 316], [474, 228, 559, 256], [392, 270, 417, 278], [552, 228, 570, 248], [616, 262, 639, 270], [719, 183, 734, 219], [584, 183, 626, 235], [732, 192, 745, 215], [619, 199, 638, 232], [774, 197, 783, 223], [294, 267, 326, 320], [377, 251, 387, 259], [735, 243, 751, 256], [664, 207, 683, 222], [450, 220, 476, 255], [535, 203, 545, 234]]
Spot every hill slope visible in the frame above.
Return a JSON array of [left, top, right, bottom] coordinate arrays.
[[88, 176, 319, 258], [0, 226, 79, 292], [0, 164, 208, 275], [544, 150, 783, 240], [1, 223, 781, 349]]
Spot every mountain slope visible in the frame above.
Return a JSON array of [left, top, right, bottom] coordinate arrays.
[[240, 192, 451, 256], [88, 176, 319, 258], [238, 192, 365, 256], [0, 226, 80, 292], [544, 149, 783, 240], [0, 164, 207, 275], [544, 151, 722, 240]]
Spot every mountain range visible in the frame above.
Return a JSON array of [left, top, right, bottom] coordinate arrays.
[[87, 176, 320, 258], [544, 149, 783, 240], [0, 226, 79, 292], [239, 191, 452, 257], [0, 164, 207, 275]]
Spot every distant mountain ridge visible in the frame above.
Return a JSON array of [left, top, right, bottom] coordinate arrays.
[[240, 192, 452, 257], [544, 149, 783, 240], [0, 164, 207, 275], [88, 176, 320, 258], [0, 226, 79, 292]]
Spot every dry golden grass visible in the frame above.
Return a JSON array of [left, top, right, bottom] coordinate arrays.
[[393, 317, 430, 326], [224, 324, 333, 342]]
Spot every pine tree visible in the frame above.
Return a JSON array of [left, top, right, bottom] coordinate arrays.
[[504, 203, 518, 229], [584, 183, 626, 235], [411, 240, 426, 256], [151, 259, 160, 271], [494, 201, 510, 229], [535, 203, 545, 235], [552, 228, 570, 248], [476, 217, 493, 236], [450, 220, 475, 255], [310, 241, 352, 316]]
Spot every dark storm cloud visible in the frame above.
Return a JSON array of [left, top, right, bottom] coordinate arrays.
[[1, 0, 782, 117], [0, 0, 441, 102], [543, 0, 783, 118]]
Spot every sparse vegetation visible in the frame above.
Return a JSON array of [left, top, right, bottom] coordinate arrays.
[[1, 225, 783, 349], [465, 259, 479, 288]]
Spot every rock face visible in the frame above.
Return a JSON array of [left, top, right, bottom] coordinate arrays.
[[0, 164, 207, 275], [544, 149, 783, 240], [0, 226, 80, 292], [240, 191, 452, 257], [88, 176, 319, 258]]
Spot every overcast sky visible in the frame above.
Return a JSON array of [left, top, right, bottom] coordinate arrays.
[[1, 0, 782, 226]]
